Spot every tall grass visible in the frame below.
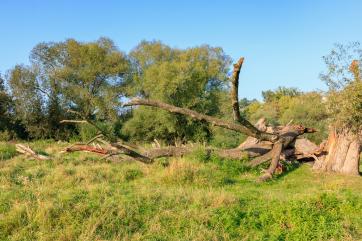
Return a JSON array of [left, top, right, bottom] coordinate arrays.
[[0, 143, 17, 161], [0, 141, 361, 240]]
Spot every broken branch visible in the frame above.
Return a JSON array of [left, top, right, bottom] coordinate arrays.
[[124, 98, 278, 142]]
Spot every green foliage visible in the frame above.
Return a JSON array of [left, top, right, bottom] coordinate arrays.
[[123, 107, 179, 142], [327, 81, 362, 132], [1, 38, 334, 146], [209, 91, 248, 148], [0, 75, 14, 135], [0, 143, 17, 160], [7, 65, 47, 139], [4, 38, 130, 140], [279, 92, 329, 143], [0, 142, 361, 240], [321, 42, 362, 132], [31, 38, 130, 121], [247, 90, 328, 143], [77, 123, 99, 142], [124, 41, 231, 143], [210, 127, 246, 148], [321, 42, 361, 90], [262, 86, 301, 103]]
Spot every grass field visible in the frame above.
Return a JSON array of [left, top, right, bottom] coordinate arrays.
[[0, 141, 361, 241]]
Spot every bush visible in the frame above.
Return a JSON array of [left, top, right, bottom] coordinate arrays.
[[0, 131, 11, 141], [76, 124, 99, 142]]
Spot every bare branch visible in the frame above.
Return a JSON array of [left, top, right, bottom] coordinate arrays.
[[258, 141, 283, 181], [231, 57, 244, 122], [16, 144, 50, 161], [63, 144, 110, 155], [109, 142, 153, 164], [59, 120, 88, 124], [229, 57, 272, 138], [86, 134, 104, 145], [124, 98, 278, 142], [247, 151, 273, 167]]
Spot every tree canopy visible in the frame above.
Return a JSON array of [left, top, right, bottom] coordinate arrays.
[[123, 41, 232, 143], [321, 42, 362, 133], [0, 37, 358, 147]]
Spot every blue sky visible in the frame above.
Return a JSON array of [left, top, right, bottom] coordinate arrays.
[[1, 0, 361, 99]]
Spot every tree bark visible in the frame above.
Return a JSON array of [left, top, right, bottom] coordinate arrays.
[[313, 127, 361, 175], [124, 98, 278, 142]]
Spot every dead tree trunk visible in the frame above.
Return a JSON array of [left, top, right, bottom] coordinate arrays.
[[124, 57, 316, 181], [313, 127, 361, 175], [60, 56, 360, 181]]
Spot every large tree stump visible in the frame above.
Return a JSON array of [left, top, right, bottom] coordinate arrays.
[[313, 128, 361, 175]]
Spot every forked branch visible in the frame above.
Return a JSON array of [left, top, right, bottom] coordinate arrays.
[[229, 57, 277, 142]]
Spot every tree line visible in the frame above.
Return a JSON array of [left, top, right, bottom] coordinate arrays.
[[0, 38, 360, 149]]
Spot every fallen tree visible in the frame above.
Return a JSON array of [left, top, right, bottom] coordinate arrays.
[[121, 57, 320, 180], [61, 57, 359, 181], [15, 144, 50, 161], [313, 127, 361, 175]]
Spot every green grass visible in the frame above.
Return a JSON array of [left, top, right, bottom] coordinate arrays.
[[0, 142, 361, 240], [0, 143, 17, 161]]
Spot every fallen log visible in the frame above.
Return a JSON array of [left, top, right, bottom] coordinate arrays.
[[123, 98, 278, 143], [124, 57, 317, 181], [63, 144, 110, 155], [61, 56, 319, 181], [16, 144, 50, 161]]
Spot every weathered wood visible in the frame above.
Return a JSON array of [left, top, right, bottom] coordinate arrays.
[[142, 146, 190, 159], [124, 98, 278, 143], [16, 144, 50, 161], [341, 140, 360, 175], [259, 141, 283, 181], [313, 127, 360, 175], [231, 57, 244, 123], [64, 145, 110, 155], [61, 56, 322, 181], [124, 57, 318, 181]]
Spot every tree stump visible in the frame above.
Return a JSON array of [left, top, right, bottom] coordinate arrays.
[[313, 128, 361, 175]]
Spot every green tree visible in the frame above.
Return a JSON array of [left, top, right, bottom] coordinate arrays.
[[262, 86, 301, 103], [209, 91, 250, 148], [313, 42, 362, 175], [7, 65, 46, 139], [320, 42, 362, 130], [279, 92, 328, 144], [247, 89, 328, 143], [29, 37, 130, 139], [123, 41, 231, 143], [0, 75, 14, 139]]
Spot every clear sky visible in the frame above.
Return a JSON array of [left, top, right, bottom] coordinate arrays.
[[1, 0, 361, 99]]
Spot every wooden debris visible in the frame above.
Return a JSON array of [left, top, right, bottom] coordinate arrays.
[[15, 144, 50, 161]]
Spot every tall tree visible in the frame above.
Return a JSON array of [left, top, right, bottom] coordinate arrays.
[[313, 42, 362, 175], [247, 90, 328, 144], [0, 75, 13, 136], [30, 37, 130, 138], [123, 40, 231, 143], [262, 86, 301, 103], [7, 65, 46, 139]]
